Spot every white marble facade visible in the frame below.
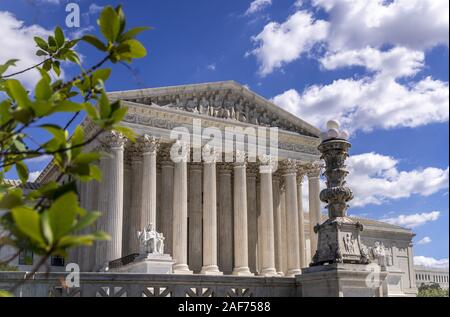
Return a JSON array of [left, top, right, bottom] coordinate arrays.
[[32, 82, 415, 289]]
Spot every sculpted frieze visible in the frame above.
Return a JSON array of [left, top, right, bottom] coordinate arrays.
[[123, 89, 317, 137]]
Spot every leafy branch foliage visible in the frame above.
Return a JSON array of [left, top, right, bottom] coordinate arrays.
[[417, 283, 449, 297], [0, 5, 149, 278]]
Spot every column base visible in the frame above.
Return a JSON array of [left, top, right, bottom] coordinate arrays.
[[277, 271, 285, 276], [286, 268, 302, 277], [200, 265, 223, 275], [259, 268, 278, 277], [173, 263, 193, 275], [232, 267, 254, 276]]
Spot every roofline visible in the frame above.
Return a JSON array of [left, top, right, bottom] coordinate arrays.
[[106, 80, 321, 137]]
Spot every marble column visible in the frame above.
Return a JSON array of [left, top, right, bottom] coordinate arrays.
[[104, 132, 126, 264], [95, 143, 111, 269], [86, 178, 99, 271], [307, 165, 321, 258], [218, 163, 233, 274], [128, 144, 143, 254], [139, 134, 159, 230], [272, 174, 283, 276], [281, 159, 301, 276], [297, 167, 307, 268], [258, 156, 277, 276], [172, 142, 192, 274], [160, 146, 174, 256], [201, 146, 222, 275], [246, 164, 258, 274], [121, 153, 132, 256], [188, 163, 203, 273], [232, 151, 253, 276], [280, 187, 287, 274]]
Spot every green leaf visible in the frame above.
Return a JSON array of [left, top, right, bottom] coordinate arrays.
[[116, 5, 126, 35], [48, 192, 78, 240], [5, 79, 31, 109], [11, 108, 32, 124], [33, 100, 53, 117], [91, 231, 110, 240], [118, 39, 147, 59], [12, 206, 46, 246], [54, 26, 65, 47], [51, 100, 84, 113], [98, 92, 111, 118], [73, 152, 101, 165], [113, 126, 136, 142], [92, 68, 111, 84], [48, 36, 57, 50], [81, 34, 108, 51], [71, 211, 101, 232], [89, 164, 102, 182], [34, 36, 49, 52], [0, 59, 19, 75], [15, 161, 28, 184], [41, 124, 66, 143], [0, 188, 23, 209], [40, 211, 53, 245], [98, 6, 120, 42], [52, 61, 61, 77], [119, 26, 151, 41], [70, 126, 84, 158], [83, 102, 99, 119], [111, 106, 127, 123], [35, 77, 52, 101], [36, 50, 48, 57]]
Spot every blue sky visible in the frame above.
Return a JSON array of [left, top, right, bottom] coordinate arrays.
[[0, 0, 448, 268]]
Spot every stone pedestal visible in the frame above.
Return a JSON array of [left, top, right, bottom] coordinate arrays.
[[383, 266, 406, 297], [297, 263, 388, 297], [110, 254, 174, 274], [311, 217, 370, 266]]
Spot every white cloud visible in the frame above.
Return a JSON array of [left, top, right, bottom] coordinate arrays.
[[29, 171, 42, 182], [253, 1, 449, 132], [207, 63, 216, 71], [245, 0, 272, 15], [414, 256, 449, 269], [250, 0, 448, 76], [381, 211, 440, 228], [320, 46, 425, 78], [313, 0, 449, 51], [0, 11, 53, 88], [346, 152, 449, 206], [272, 73, 449, 132], [301, 152, 448, 210], [248, 10, 328, 76], [417, 236, 432, 245]]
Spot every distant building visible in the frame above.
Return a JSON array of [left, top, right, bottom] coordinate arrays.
[[415, 265, 449, 290]]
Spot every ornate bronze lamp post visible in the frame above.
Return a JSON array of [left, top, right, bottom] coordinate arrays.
[[311, 120, 370, 266]]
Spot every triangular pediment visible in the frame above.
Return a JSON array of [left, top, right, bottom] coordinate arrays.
[[107, 81, 320, 138]]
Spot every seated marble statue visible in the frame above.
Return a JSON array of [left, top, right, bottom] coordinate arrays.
[[137, 223, 165, 255]]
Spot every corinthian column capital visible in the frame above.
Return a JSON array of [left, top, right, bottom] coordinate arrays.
[[306, 162, 322, 178], [138, 134, 160, 154], [234, 149, 247, 167], [280, 158, 298, 175], [202, 144, 219, 163], [102, 131, 127, 150], [296, 164, 307, 184]]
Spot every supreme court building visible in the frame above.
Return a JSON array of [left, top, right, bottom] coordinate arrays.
[[27, 81, 417, 295]]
